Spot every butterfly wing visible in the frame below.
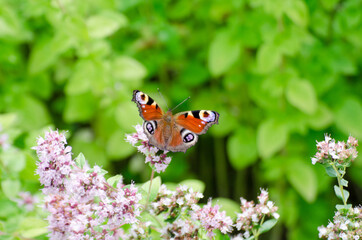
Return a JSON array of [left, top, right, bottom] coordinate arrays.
[[132, 90, 167, 149], [132, 90, 164, 120], [162, 110, 219, 153], [166, 125, 199, 152], [174, 110, 220, 134]]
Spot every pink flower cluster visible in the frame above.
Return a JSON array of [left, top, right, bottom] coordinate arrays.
[[153, 184, 233, 238], [318, 206, 362, 239], [311, 135, 358, 165], [125, 125, 172, 173], [192, 200, 233, 238], [33, 130, 73, 194], [152, 184, 203, 215], [33, 130, 141, 239], [235, 189, 279, 238], [14, 191, 39, 212]]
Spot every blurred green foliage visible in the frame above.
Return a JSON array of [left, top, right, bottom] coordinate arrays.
[[0, 0, 361, 239]]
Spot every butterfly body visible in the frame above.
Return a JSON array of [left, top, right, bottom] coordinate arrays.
[[132, 90, 219, 152]]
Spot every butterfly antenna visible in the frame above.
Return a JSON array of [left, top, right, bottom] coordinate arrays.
[[171, 96, 191, 112], [157, 88, 169, 110]]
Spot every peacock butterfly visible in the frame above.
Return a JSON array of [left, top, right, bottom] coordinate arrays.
[[132, 90, 220, 152]]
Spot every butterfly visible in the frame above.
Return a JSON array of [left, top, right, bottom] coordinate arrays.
[[132, 90, 220, 152]]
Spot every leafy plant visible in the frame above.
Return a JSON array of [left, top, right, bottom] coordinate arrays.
[[311, 135, 361, 239]]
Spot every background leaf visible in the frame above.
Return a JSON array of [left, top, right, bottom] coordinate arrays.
[[286, 79, 317, 115], [87, 11, 128, 39], [257, 119, 288, 159], [227, 127, 257, 169], [208, 30, 241, 77], [142, 176, 161, 202], [179, 179, 205, 193], [1, 179, 20, 199], [286, 158, 317, 202]]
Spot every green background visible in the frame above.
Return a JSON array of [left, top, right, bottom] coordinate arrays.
[[0, 0, 361, 239]]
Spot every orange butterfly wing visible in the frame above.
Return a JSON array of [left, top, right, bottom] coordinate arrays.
[[175, 110, 219, 134], [132, 90, 164, 121]]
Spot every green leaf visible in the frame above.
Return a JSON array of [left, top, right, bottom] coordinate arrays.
[[27, 73, 53, 100], [106, 130, 135, 159], [11, 95, 51, 131], [87, 11, 128, 39], [65, 60, 97, 95], [70, 129, 108, 168], [259, 219, 278, 234], [275, 26, 306, 56], [227, 127, 257, 170], [179, 179, 205, 193], [211, 108, 239, 137], [141, 176, 161, 202], [245, 237, 255, 240], [257, 119, 288, 159], [286, 79, 317, 115], [341, 179, 348, 187], [0, 199, 18, 217], [75, 153, 86, 169], [336, 204, 352, 211], [325, 165, 337, 177], [310, 10, 329, 37], [320, 0, 339, 10], [115, 101, 143, 132], [208, 30, 241, 77], [139, 212, 162, 229], [112, 56, 147, 87], [334, 185, 349, 202], [64, 92, 97, 123], [256, 43, 282, 74], [286, 158, 317, 202], [284, 0, 308, 27], [1, 148, 26, 173], [335, 98, 362, 139], [107, 175, 123, 188], [179, 61, 209, 87], [0, 113, 17, 129], [20, 153, 39, 181], [19, 217, 48, 238], [212, 198, 240, 219], [0, 5, 30, 41], [307, 103, 333, 130], [1, 179, 21, 199], [0, 221, 4, 231], [28, 31, 74, 74]]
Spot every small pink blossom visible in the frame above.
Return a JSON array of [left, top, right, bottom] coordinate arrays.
[[312, 134, 358, 165], [14, 191, 38, 211], [125, 124, 172, 173], [0, 133, 10, 150], [32, 130, 74, 194], [236, 189, 279, 232], [318, 206, 362, 239], [192, 200, 233, 238]]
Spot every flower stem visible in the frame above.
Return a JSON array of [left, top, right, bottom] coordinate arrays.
[[252, 215, 265, 240], [331, 163, 347, 205], [145, 169, 155, 208]]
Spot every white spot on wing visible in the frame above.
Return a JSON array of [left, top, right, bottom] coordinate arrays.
[[136, 92, 148, 104], [200, 111, 216, 122]]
